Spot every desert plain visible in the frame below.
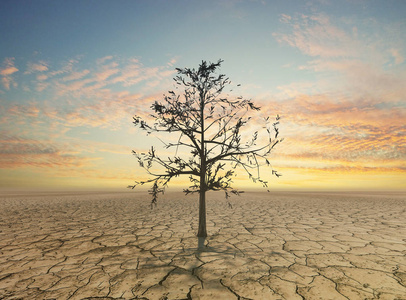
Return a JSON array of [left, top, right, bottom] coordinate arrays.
[[0, 190, 405, 299]]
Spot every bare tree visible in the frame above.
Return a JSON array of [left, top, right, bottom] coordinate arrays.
[[129, 60, 282, 237]]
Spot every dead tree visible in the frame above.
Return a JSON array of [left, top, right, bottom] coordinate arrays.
[[129, 60, 282, 237]]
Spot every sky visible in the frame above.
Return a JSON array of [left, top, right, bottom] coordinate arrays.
[[0, 0, 405, 192]]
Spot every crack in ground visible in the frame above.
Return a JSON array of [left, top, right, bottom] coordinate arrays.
[[219, 278, 253, 300]]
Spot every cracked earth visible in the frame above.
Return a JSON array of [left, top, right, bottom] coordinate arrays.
[[0, 191, 405, 299]]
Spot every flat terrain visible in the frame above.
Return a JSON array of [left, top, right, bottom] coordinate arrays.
[[0, 191, 405, 299]]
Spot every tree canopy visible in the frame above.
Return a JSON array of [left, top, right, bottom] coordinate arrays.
[[129, 59, 282, 237]]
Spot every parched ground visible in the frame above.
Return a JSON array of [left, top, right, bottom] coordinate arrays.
[[0, 190, 405, 299]]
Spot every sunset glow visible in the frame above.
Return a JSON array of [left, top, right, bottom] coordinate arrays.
[[1, 0, 405, 191]]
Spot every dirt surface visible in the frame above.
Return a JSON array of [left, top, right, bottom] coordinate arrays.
[[0, 191, 405, 299]]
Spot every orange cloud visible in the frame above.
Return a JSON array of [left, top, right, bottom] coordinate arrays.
[[95, 61, 120, 81], [97, 55, 114, 65], [0, 57, 19, 90], [62, 69, 90, 81], [0, 65, 18, 76], [255, 89, 406, 185], [24, 61, 49, 74], [390, 48, 404, 65], [1, 53, 403, 190], [273, 13, 358, 58], [0, 135, 95, 170]]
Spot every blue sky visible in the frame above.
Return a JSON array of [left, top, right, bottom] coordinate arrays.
[[1, 0, 405, 190]]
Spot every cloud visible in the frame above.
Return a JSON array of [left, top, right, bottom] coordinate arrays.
[[71, 138, 132, 155], [0, 134, 95, 169], [44, 56, 175, 103], [167, 57, 179, 67], [258, 89, 406, 177], [19, 55, 178, 106], [109, 61, 154, 86], [62, 69, 90, 81], [95, 64, 120, 81], [0, 63, 18, 76], [48, 58, 80, 77], [6, 103, 41, 118], [390, 48, 404, 65], [270, 11, 406, 175], [280, 164, 406, 175], [36, 74, 48, 81], [0, 68, 18, 76], [1, 77, 13, 90], [273, 13, 359, 58], [1, 50, 404, 189], [0, 57, 19, 90], [33, 51, 402, 174], [274, 11, 406, 79], [0, 137, 57, 155], [36, 82, 49, 92], [97, 55, 114, 65], [24, 61, 49, 74], [0, 130, 139, 188], [279, 13, 291, 24]]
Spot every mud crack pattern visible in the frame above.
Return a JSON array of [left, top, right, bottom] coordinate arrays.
[[0, 191, 405, 299]]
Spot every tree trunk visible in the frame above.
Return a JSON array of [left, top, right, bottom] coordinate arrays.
[[197, 189, 207, 237], [198, 90, 207, 238]]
